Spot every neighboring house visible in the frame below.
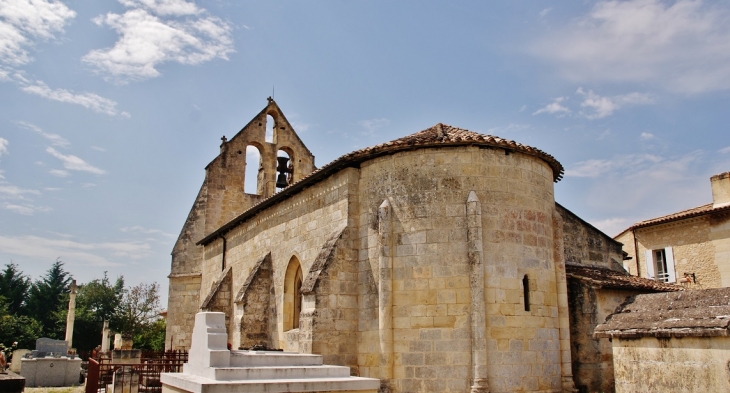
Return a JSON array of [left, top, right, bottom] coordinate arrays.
[[594, 288, 730, 393], [615, 172, 730, 287]]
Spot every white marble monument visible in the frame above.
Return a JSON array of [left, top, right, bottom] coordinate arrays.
[[161, 312, 379, 393]]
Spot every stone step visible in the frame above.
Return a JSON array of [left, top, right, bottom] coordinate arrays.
[[161, 373, 380, 393], [229, 350, 323, 367], [213, 365, 351, 380]]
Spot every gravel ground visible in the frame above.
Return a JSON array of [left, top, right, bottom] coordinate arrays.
[[24, 386, 85, 393]]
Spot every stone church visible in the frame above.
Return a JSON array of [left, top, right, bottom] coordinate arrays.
[[166, 99, 672, 393]]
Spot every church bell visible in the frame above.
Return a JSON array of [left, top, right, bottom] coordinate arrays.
[[276, 156, 290, 188]]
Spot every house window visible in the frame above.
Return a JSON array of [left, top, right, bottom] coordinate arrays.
[[644, 247, 676, 283]]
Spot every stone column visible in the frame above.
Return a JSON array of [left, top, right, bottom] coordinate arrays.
[[101, 320, 110, 352], [466, 191, 489, 393], [65, 280, 77, 350], [378, 199, 394, 391], [552, 210, 578, 393]]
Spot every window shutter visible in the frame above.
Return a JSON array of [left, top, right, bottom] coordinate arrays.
[[644, 250, 655, 279], [665, 247, 676, 283]]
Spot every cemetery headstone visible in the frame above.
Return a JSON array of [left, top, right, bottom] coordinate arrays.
[[34, 338, 68, 356]]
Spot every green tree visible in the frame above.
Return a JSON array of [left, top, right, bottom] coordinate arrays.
[[113, 282, 161, 339], [55, 273, 125, 352], [27, 259, 73, 338], [0, 263, 31, 315], [0, 314, 43, 349], [134, 318, 166, 351]]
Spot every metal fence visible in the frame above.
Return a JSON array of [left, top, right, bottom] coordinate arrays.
[[85, 350, 188, 393]]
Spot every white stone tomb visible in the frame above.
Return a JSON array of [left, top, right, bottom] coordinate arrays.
[[161, 312, 379, 393]]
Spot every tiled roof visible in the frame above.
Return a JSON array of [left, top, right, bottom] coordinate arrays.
[[199, 123, 563, 245], [594, 287, 730, 339], [616, 203, 730, 236], [336, 123, 564, 181], [566, 263, 681, 292]]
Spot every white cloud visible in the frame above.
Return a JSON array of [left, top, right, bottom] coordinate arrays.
[[291, 122, 312, 133], [0, 234, 154, 267], [3, 202, 51, 215], [532, 97, 570, 116], [640, 132, 655, 140], [576, 88, 654, 119], [83, 5, 234, 83], [0, 137, 8, 157], [0, 183, 40, 198], [589, 217, 634, 237], [46, 147, 106, 175], [539, 8, 552, 18], [0, 0, 76, 66], [49, 169, 69, 177], [119, 0, 201, 16], [20, 80, 130, 117], [569, 151, 708, 218], [359, 118, 390, 134], [531, 0, 730, 94], [485, 123, 531, 135], [15, 120, 70, 147], [720, 146, 730, 154], [566, 154, 663, 178], [120, 225, 175, 238], [91, 146, 106, 152]]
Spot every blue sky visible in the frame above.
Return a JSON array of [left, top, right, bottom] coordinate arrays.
[[1, 0, 729, 305]]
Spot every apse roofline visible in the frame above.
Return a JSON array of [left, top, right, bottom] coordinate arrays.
[[197, 137, 561, 246]]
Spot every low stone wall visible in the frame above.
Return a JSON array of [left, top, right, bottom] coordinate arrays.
[[612, 336, 730, 393]]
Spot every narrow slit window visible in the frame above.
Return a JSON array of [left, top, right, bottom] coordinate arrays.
[[523, 275, 530, 312]]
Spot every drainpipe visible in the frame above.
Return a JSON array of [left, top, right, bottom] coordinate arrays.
[[220, 234, 227, 271], [632, 228, 640, 277]]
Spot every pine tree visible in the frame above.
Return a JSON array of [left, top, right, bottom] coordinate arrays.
[[0, 263, 31, 315], [26, 259, 73, 338]]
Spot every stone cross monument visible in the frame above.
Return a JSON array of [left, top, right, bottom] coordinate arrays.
[[65, 279, 77, 350]]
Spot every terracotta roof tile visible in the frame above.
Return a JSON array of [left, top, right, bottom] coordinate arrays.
[[616, 203, 730, 235], [594, 287, 730, 339], [566, 263, 680, 292]]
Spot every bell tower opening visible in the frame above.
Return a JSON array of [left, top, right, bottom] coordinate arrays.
[[276, 150, 292, 190], [265, 114, 275, 143], [244, 145, 262, 195]]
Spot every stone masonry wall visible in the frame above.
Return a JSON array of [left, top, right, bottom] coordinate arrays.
[[568, 282, 643, 393], [202, 168, 358, 351], [356, 146, 565, 393], [710, 213, 730, 286], [612, 336, 730, 393], [557, 204, 624, 271], [166, 274, 202, 349], [236, 255, 273, 349], [305, 232, 360, 372]]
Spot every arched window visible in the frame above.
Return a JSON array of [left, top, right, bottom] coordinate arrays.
[[244, 145, 262, 194], [265, 115, 275, 143], [284, 257, 303, 331]]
